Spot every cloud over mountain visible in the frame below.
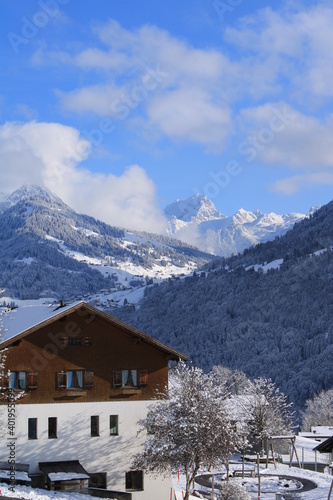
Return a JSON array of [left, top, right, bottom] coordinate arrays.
[[0, 121, 167, 233]]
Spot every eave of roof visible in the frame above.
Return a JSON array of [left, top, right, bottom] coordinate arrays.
[[313, 435, 333, 453], [0, 301, 187, 361]]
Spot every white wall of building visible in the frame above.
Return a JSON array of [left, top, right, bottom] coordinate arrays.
[[0, 400, 171, 500]]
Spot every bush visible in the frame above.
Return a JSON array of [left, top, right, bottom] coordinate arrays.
[[217, 481, 251, 500]]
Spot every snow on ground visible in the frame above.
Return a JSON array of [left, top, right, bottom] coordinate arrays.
[[44, 233, 195, 280], [173, 463, 333, 499], [246, 259, 284, 274], [0, 465, 331, 500], [0, 483, 111, 500]]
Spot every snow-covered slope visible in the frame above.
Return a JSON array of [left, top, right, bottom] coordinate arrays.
[[0, 184, 66, 212], [165, 195, 306, 256], [0, 185, 213, 301]]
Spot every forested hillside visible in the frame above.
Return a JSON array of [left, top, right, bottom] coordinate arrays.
[[114, 203, 333, 412]]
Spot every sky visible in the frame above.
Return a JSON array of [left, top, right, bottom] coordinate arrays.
[[1, 0, 333, 232]]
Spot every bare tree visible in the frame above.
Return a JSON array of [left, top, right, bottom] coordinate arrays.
[[301, 389, 333, 431], [132, 362, 242, 500]]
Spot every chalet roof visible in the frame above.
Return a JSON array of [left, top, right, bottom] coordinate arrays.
[[313, 435, 333, 453], [0, 301, 187, 361]]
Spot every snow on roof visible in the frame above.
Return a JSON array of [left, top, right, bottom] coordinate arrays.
[[0, 301, 80, 345], [48, 473, 90, 481], [311, 426, 333, 435], [0, 471, 31, 482]]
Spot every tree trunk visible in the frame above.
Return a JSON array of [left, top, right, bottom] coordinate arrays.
[[184, 478, 191, 500]]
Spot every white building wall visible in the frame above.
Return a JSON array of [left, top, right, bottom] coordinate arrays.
[[0, 401, 171, 500]]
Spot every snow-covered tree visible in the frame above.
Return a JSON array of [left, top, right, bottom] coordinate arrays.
[[243, 377, 294, 450], [211, 365, 251, 396], [217, 481, 251, 500], [131, 362, 241, 500], [301, 389, 333, 431]]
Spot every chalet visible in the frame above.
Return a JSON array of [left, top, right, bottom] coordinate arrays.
[[0, 301, 186, 499]]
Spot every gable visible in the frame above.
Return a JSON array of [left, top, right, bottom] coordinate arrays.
[[0, 301, 186, 361], [0, 302, 186, 404]]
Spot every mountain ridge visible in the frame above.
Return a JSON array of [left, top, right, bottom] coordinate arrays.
[[0, 185, 213, 300], [164, 194, 307, 256]]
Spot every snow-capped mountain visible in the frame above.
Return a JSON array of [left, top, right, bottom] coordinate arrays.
[[164, 194, 225, 223], [165, 194, 306, 256], [0, 184, 66, 212], [0, 185, 213, 301]]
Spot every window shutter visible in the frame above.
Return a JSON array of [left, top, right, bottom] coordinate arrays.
[[113, 370, 122, 388], [84, 370, 94, 389], [0, 372, 7, 390], [138, 369, 148, 386], [27, 372, 37, 390], [59, 337, 68, 347], [57, 371, 67, 390]]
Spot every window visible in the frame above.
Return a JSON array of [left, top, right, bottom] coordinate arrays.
[[110, 415, 118, 436], [113, 369, 148, 388], [67, 370, 83, 389], [7, 371, 37, 390], [126, 471, 143, 491], [48, 417, 57, 439], [68, 337, 82, 346], [91, 416, 99, 437], [28, 418, 37, 439], [56, 370, 94, 390], [59, 337, 92, 347]]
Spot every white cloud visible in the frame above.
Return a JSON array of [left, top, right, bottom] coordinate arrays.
[[57, 84, 124, 116], [271, 172, 333, 195], [35, 20, 235, 148], [238, 103, 333, 169], [225, 4, 333, 100], [147, 88, 231, 149], [28, 4, 333, 162], [0, 121, 167, 233]]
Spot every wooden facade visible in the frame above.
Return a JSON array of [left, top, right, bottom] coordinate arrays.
[[0, 302, 186, 404]]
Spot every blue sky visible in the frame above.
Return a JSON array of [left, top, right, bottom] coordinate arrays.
[[1, 0, 333, 231]]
